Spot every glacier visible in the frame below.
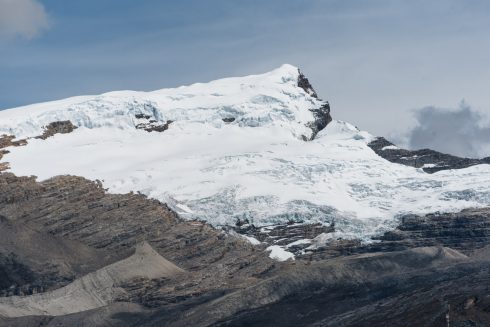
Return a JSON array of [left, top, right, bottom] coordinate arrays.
[[1, 64, 490, 242]]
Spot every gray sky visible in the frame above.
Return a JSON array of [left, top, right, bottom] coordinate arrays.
[[1, 0, 490, 157]]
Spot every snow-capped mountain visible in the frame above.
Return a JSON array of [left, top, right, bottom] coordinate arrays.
[[1, 64, 489, 242], [0, 64, 329, 141]]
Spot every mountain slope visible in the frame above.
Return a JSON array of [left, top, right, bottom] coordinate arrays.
[[0, 64, 489, 245], [0, 242, 183, 317], [0, 168, 490, 326], [0, 215, 123, 296], [368, 136, 490, 173]]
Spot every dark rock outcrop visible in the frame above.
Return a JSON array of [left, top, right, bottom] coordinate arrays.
[[232, 222, 333, 255], [0, 212, 121, 296], [0, 135, 28, 172], [368, 136, 490, 173], [303, 208, 490, 261], [296, 69, 333, 141], [36, 121, 77, 140], [222, 117, 235, 123], [1, 121, 77, 171], [0, 253, 38, 297], [135, 120, 173, 132], [0, 135, 27, 149], [297, 72, 318, 98], [374, 208, 490, 254], [306, 102, 332, 141]]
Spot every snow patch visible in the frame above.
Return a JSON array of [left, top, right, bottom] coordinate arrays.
[[242, 235, 262, 245], [381, 145, 399, 150], [266, 245, 295, 261], [286, 239, 312, 248]]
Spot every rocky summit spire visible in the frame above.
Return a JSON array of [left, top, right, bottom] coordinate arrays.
[[296, 68, 332, 140], [297, 70, 318, 99]]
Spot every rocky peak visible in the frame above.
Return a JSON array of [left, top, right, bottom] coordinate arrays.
[[295, 68, 332, 140], [297, 70, 318, 98]]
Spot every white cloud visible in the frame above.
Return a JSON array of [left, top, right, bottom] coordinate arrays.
[[0, 0, 50, 39], [400, 102, 490, 158]]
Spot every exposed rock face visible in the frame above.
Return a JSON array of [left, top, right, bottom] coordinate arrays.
[[0, 136, 27, 149], [368, 136, 490, 173], [232, 222, 333, 256], [0, 172, 272, 273], [0, 136, 28, 172], [297, 72, 318, 98], [374, 208, 490, 254], [36, 121, 77, 140], [0, 252, 38, 297], [0, 213, 123, 297], [0, 172, 278, 321], [3, 302, 150, 327], [211, 247, 490, 327], [1, 121, 78, 172], [0, 242, 183, 317], [134, 113, 173, 132], [302, 207, 490, 262], [234, 207, 490, 261], [1, 171, 490, 326], [222, 117, 235, 123], [306, 102, 332, 140], [296, 70, 332, 140]]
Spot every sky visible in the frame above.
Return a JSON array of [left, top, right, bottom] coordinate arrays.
[[1, 0, 490, 157]]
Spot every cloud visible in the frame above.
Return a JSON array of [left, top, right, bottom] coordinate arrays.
[[0, 0, 50, 39], [403, 102, 490, 158]]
